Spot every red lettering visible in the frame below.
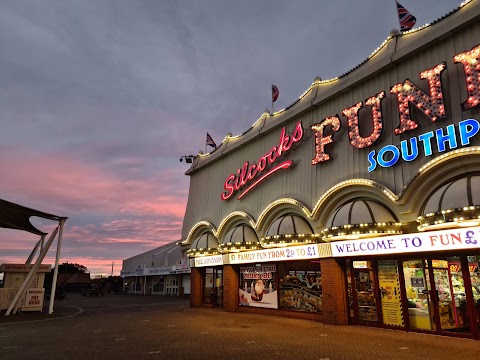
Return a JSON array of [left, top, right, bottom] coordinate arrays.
[[268, 147, 278, 164], [221, 175, 236, 200], [345, 91, 385, 149], [222, 122, 304, 200], [454, 44, 480, 110], [292, 121, 303, 142], [240, 162, 249, 186], [234, 170, 242, 190], [257, 156, 267, 171], [390, 63, 446, 135], [247, 164, 257, 181], [439, 235, 449, 245], [311, 116, 341, 164], [450, 233, 462, 244]]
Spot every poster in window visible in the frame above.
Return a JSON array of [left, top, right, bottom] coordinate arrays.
[[378, 260, 404, 327], [239, 265, 278, 309], [279, 270, 322, 313]]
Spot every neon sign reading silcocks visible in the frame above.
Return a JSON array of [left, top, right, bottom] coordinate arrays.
[[221, 121, 303, 201]]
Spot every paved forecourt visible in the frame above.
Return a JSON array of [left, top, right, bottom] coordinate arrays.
[[0, 294, 479, 360]]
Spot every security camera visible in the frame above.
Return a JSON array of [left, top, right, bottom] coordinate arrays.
[[179, 157, 183, 162]]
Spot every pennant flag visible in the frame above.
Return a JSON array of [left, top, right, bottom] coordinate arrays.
[[396, 1, 416, 32], [272, 85, 279, 102], [206, 132, 217, 149]]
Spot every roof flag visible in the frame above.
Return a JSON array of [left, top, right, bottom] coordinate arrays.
[[396, 1, 416, 32], [272, 85, 279, 102], [206, 132, 217, 149]]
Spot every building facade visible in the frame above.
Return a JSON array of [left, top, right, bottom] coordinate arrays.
[[121, 241, 190, 296], [179, 1, 480, 339]]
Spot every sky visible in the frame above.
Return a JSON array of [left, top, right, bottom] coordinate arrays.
[[0, 0, 467, 276]]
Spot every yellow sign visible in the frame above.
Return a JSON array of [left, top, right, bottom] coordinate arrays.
[[378, 261, 404, 327]]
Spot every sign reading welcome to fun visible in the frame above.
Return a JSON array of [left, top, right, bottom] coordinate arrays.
[[331, 226, 480, 257]]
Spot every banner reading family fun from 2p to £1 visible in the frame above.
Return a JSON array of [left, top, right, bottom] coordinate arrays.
[[239, 265, 278, 309]]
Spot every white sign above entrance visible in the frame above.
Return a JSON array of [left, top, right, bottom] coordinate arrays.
[[331, 226, 480, 257], [194, 255, 224, 267]]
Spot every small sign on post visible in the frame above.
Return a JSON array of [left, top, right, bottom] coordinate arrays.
[[22, 289, 45, 312]]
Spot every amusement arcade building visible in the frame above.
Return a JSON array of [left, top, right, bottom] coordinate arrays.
[[179, 1, 480, 339]]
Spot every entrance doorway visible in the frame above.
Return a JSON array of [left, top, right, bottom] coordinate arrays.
[[348, 260, 404, 328], [347, 255, 480, 338], [402, 257, 480, 337], [348, 260, 380, 325], [203, 267, 223, 306]]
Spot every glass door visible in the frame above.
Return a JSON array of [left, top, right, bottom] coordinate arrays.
[[213, 268, 223, 306], [431, 258, 472, 334], [203, 268, 214, 303], [431, 259, 456, 330], [203, 267, 223, 306], [403, 260, 435, 331], [351, 260, 379, 325], [467, 256, 480, 337]]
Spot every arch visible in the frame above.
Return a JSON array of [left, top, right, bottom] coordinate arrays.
[[311, 179, 399, 227], [322, 198, 402, 241], [326, 199, 399, 228], [400, 147, 480, 216], [216, 211, 256, 240], [183, 221, 217, 246], [417, 172, 480, 231], [255, 198, 313, 237], [219, 224, 261, 252]]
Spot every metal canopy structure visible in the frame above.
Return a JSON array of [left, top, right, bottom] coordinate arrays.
[[0, 198, 67, 316]]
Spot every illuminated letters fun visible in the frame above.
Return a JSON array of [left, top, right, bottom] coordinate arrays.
[[311, 44, 480, 170]]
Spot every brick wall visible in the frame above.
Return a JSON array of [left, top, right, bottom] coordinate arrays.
[[222, 265, 238, 312], [321, 258, 348, 325], [190, 267, 203, 307]]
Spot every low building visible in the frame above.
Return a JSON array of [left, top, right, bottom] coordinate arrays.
[[121, 241, 190, 296], [55, 273, 91, 292]]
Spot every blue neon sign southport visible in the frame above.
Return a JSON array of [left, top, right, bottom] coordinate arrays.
[[367, 119, 480, 172]]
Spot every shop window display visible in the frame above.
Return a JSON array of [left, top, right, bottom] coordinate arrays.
[[432, 259, 460, 331], [278, 261, 322, 313], [403, 258, 475, 334], [152, 276, 165, 294], [467, 256, 480, 332]]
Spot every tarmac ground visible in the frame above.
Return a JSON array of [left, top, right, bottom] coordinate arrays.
[[0, 293, 479, 360]]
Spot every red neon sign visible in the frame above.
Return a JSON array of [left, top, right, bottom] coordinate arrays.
[[222, 122, 303, 200]]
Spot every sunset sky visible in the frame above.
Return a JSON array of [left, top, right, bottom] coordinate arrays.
[[0, 1, 465, 275]]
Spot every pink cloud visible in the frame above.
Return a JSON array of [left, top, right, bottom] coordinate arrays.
[[0, 150, 188, 217], [0, 150, 188, 275]]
